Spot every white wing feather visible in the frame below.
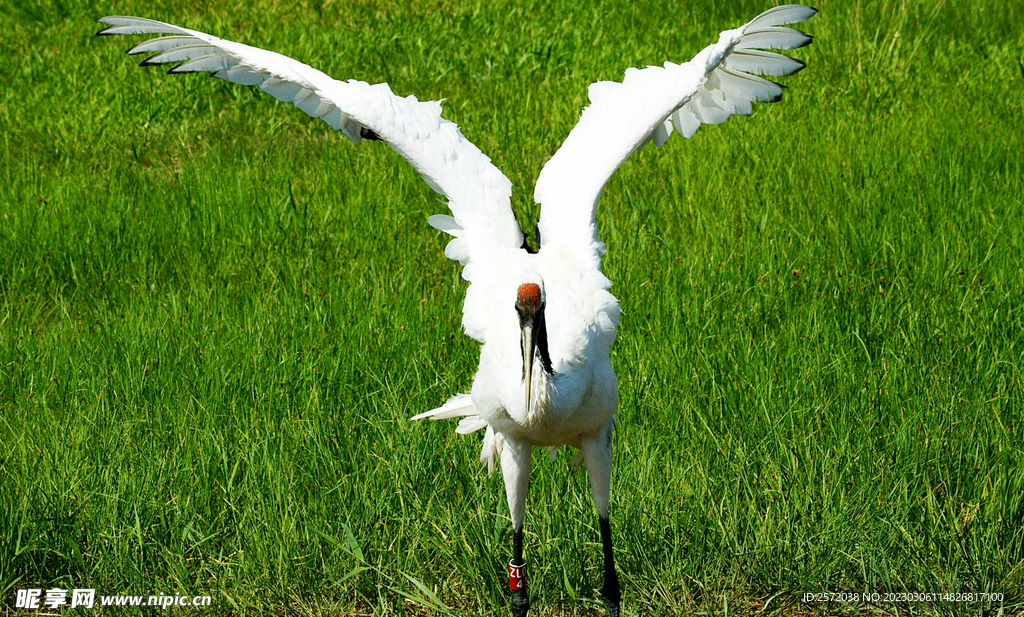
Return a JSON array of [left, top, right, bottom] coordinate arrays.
[[533, 5, 815, 271], [98, 16, 525, 341]]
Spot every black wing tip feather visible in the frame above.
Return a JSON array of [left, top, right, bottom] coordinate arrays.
[[789, 31, 814, 49], [775, 80, 788, 100], [95, 17, 118, 35], [785, 5, 819, 20]]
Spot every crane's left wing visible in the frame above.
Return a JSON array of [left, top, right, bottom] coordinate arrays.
[[534, 5, 816, 272], [97, 17, 525, 342]]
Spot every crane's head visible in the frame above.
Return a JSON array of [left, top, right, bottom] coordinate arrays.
[[515, 271, 552, 415]]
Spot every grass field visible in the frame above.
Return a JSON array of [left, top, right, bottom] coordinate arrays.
[[2, 0, 1024, 614]]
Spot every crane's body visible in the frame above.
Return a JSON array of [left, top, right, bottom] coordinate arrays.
[[97, 6, 817, 615], [437, 246, 618, 444]]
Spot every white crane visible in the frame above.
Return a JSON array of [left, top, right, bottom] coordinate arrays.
[[98, 5, 816, 615]]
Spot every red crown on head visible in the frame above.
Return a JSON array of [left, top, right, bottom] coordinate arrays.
[[517, 283, 542, 311]]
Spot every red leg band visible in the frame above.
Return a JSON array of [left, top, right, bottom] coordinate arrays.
[[508, 559, 527, 591]]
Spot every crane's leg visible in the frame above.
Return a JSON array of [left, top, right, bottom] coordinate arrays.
[[581, 423, 620, 617], [500, 437, 532, 617]]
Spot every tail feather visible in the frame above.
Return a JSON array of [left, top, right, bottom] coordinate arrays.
[[456, 416, 487, 434], [411, 394, 506, 475], [410, 393, 476, 421], [480, 427, 502, 475], [411, 394, 595, 475]]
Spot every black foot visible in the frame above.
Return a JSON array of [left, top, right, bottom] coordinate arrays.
[[511, 588, 530, 617], [601, 564, 620, 616]]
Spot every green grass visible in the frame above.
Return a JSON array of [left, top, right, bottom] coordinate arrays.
[[2, 0, 1023, 614]]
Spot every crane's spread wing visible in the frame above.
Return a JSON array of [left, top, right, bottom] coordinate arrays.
[[98, 17, 525, 340], [533, 5, 816, 271]]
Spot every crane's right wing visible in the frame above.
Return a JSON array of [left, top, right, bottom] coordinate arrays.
[[97, 16, 525, 341], [534, 5, 815, 272]]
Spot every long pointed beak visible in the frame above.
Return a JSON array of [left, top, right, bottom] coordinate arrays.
[[521, 323, 535, 415]]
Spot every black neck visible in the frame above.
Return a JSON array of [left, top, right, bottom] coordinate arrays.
[[535, 310, 553, 374]]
